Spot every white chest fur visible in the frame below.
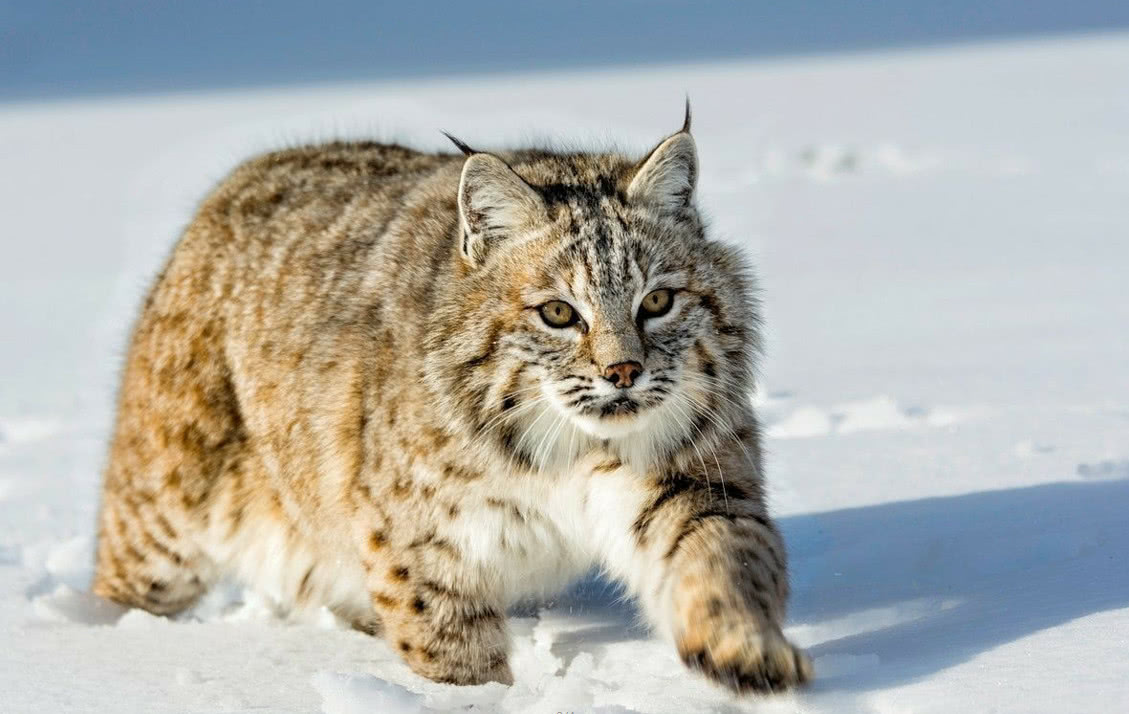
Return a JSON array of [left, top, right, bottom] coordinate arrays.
[[441, 461, 652, 606]]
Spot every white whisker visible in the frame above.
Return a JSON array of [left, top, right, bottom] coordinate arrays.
[[479, 392, 546, 434], [666, 394, 713, 500], [531, 408, 566, 476], [678, 386, 758, 474], [515, 396, 559, 457]]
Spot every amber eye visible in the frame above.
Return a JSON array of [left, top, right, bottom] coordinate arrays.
[[638, 289, 674, 320], [539, 300, 579, 328]]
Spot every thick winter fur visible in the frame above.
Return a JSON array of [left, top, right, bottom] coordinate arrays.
[[93, 112, 812, 693]]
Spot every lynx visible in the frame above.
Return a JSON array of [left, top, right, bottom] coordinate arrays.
[[93, 106, 812, 694]]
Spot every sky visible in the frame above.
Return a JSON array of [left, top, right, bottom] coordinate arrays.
[[4, 0, 1129, 101]]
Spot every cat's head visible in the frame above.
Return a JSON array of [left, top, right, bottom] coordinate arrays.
[[427, 109, 761, 472]]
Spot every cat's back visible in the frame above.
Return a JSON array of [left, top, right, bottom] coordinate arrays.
[[198, 140, 454, 259], [156, 140, 461, 341], [126, 141, 463, 452]]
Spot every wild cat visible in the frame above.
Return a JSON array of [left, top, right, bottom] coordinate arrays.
[[92, 106, 812, 694]]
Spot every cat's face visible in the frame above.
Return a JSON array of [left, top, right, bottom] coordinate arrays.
[[428, 127, 759, 471], [518, 218, 721, 444]]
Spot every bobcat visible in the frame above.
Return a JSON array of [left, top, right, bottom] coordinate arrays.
[[93, 106, 812, 694]]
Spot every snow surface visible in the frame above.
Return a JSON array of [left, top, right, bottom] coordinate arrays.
[[2, 32, 1128, 713]]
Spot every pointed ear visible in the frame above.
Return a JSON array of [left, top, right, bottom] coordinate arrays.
[[626, 131, 698, 211], [457, 153, 547, 267]]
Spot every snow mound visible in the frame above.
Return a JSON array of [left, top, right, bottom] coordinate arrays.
[[44, 535, 95, 590], [311, 672, 427, 714]]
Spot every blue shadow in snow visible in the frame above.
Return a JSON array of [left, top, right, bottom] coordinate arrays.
[[556, 477, 1129, 692], [783, 477, 1129, 692]]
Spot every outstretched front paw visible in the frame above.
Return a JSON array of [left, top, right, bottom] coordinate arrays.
[[676, 609, 812, 694]]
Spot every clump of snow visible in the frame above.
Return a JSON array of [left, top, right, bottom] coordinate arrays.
[[44, 535, 94, 590], [311, 672, 427, 714], [115, 605, 172, 630]]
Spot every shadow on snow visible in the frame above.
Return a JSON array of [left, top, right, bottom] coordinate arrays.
[[555, 477, 1129, 693]]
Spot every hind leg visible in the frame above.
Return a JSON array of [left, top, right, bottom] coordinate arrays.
[[92, 491, 217, 615], [93, 295, 243, 616], [92, 403, 233, 616]]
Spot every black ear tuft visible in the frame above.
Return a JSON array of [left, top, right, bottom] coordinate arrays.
[[681, 97, 692, 134], [441, 131, 477, 157]]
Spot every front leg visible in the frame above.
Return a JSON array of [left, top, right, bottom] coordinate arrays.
[[588, 457, 811, 694], [380, 572, 513, 686], [357, 527, 513, 686]]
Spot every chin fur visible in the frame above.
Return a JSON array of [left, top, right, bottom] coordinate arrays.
[[513, 386, 693, 474], [571, 411, 651, 440]]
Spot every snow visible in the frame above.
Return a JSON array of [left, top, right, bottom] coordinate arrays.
[[311, 673, 428, 714], [3, 32, 1129, 713]]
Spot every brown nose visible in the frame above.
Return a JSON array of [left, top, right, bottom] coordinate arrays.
[[603, 361, 643, 388]]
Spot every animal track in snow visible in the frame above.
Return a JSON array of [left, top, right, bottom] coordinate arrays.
[[0, 417, 62, 448], [0, 544, 20, 566], [1014, 440, 1056, 458], [1077, 460, 1129, 480], [705, 142, 1036, 194], [765, 395, 972, 440]]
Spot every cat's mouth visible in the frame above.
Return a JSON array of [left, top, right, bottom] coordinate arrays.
[[545, 379, 672, 440], [596, 395, 641, 419], [566, 394, 656, 439]]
